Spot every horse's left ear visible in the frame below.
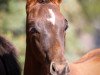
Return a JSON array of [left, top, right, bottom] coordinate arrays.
[[51, 0, 62, 4]]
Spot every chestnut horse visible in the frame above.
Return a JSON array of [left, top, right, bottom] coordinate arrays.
[[24, 0, 100, 75], [24, 0, 69, 75], [69, 49, 100, 75], [0, 35, 21, 75]]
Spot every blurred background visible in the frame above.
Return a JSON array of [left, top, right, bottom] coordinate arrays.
[[0, 0, 100, 73]]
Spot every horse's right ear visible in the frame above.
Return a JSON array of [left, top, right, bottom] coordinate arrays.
[[26, 0, 37, 6], [26, 0, 37, 13]]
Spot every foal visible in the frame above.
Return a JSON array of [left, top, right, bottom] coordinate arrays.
[[24, 0, 100, 75], [24, 0, 69, 75]]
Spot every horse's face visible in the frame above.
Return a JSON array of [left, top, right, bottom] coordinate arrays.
[[27, 3, 69, 75]]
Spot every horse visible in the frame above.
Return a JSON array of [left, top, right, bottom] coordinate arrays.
[[24, 0, 69, 75], [24, 0, 100, 75], [0, 35, 21, 75], [69, 49, 100, 75]]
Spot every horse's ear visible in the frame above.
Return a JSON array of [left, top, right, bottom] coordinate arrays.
[[51, 0, 62, 4], [26, 0, 37, 13], [26, 0, 37, 6]]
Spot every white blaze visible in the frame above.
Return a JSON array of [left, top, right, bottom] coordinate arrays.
[[47, 9, 55, 25]]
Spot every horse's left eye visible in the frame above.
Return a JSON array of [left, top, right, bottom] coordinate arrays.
[[64, 19, 68, 31], [65, 24, 68, 31]]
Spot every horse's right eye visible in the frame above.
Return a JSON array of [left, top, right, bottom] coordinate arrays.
[[29, 27, 39, 34]]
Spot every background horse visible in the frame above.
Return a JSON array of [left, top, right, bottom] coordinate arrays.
[[69, 49, 100, 75], [24, 0, 69, 75], [0, 35, 21, 75]]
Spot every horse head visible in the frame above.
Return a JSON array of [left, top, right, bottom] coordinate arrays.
[[26, 0, 69, 75]]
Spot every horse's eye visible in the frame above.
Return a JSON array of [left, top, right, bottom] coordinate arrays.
[[29, 27, 39, 34], [64, 19, 68, 31], [65, 25, 68, 31]]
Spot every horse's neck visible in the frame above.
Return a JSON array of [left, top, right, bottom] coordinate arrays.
[[24, 45, 48, 75]]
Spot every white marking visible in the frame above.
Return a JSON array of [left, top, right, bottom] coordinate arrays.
[[47, 9, 56, 25]]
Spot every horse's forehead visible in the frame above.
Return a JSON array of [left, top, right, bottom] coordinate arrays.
[[28, 4, 64, 27], [47, 9, 56, 25]]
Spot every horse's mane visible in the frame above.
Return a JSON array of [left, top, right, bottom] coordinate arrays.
[[0, 35, 21, 75], [74, 49, 100, 64]]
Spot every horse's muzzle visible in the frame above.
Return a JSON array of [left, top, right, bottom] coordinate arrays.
[[50, 61, 70, 75]]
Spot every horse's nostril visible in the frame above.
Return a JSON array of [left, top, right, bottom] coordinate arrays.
[[50, 62, 56, 72], [52, 64, 56, 72], [50, 62, 57, 75]]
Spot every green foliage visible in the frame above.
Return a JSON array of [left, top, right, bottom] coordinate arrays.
[[0, 0, 26, 35], [0, 0, 9, 11], [79, 0, 100, 19]]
